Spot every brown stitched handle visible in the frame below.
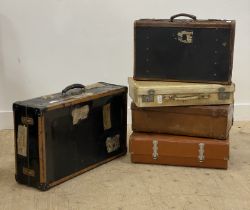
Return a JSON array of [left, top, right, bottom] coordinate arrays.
[[172, 94, 209, 101], [62, 84, 85, 95], [170, 13, 197, 22], [173, 95, 200, 101]]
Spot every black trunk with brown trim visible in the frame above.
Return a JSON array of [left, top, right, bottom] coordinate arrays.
[[13, 83, 127, 191], [134, 14, 235, 84]]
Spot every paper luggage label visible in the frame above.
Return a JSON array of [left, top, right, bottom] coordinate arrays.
[[106, 134, 120, 153], [157, 95, 163, 104], [17, 125, 28, 157], [177, 31, 193, 44], [103, 103, 112, 130], [72, 105, 89, 125]]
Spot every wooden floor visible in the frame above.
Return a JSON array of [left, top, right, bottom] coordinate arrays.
[[0, 122, 250, 210]]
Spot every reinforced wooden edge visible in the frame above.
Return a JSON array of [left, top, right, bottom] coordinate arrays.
[[132, 76, 232, 85], [13, 110, 17, 174], [135, 20, 235, 28], [38, 116, 46, 184], [130, 154, 228, 169], [47, 88, 127, 111], [228, 21, 236, 81], [49, 152, 127, 188]]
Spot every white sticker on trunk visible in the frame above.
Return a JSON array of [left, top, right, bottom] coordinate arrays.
[[177, 31, 193, 44], [72, 105, 89, 125], [17, 125, 28, 157], [103, 103, 111, 130], [106, 134, 120, 153], [157, 95, 163, 104]]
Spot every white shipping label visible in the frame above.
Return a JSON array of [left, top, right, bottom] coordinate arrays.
[[17, 125, 28, 157], [177, 31, 193, 44], [157, 95, 163, 104], [72, 105, 89, 125], [103, 103, 112, 130]]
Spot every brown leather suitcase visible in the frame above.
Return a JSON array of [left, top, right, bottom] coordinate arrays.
[[131, 103, 233, 139], [129, 132, 229, 169]]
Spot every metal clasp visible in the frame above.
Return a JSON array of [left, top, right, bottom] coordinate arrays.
[[152, 140, 158, 160], [21, 116, 34, 126], [198, 143, 205, 162], [142, 89, 155, 103]]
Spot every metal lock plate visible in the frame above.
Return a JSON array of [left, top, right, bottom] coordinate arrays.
[[152, 140, 158, 160], [198, 143, 205, 162], [23, 167, 35, 177], [106, 134, 120, 153], [218, 87, 230, 100], [142, 89, 155, 102], [21, 116, 34, 126]]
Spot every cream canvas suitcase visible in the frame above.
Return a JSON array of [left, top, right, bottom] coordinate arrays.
[[128, 77, 234, 107]]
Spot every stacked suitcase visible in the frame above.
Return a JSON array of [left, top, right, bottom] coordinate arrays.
[[128, 13, 236, 169]]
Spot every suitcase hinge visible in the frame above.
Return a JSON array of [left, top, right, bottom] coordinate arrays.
[[218, 87, 230, 100], [198, 143, 205, 162], [152, 140, 158, 160], [142, 89, 155, 103]]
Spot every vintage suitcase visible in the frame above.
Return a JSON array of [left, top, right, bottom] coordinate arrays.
[[134, 13, 235, 84], [128, 77, 235, 107], [131, 103, 233, 139], [129, 132, 229, 169], [13, 83, 127, 190]]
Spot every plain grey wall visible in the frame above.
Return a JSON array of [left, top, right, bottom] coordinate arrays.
[[0, 0, 250, 129]]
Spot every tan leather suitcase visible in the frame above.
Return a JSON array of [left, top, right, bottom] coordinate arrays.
[[128, 77, 235, 107], [129, 132, 229, 169], [131, 103, 233, 139]]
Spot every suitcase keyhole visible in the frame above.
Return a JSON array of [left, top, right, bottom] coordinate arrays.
[[182, 34, 187, 41]]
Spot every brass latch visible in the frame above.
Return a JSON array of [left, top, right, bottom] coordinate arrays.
[[21, 116, 34, 125], [198, 143, 205, 162], [23, 167, 35, 177], [142, 89, 155, 103]]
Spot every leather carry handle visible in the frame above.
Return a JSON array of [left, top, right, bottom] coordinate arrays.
[[173, 95, 200, 101], [170, 13, 197, 22], [62, 84, 85, 95], [172, 94, 209, 101]]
